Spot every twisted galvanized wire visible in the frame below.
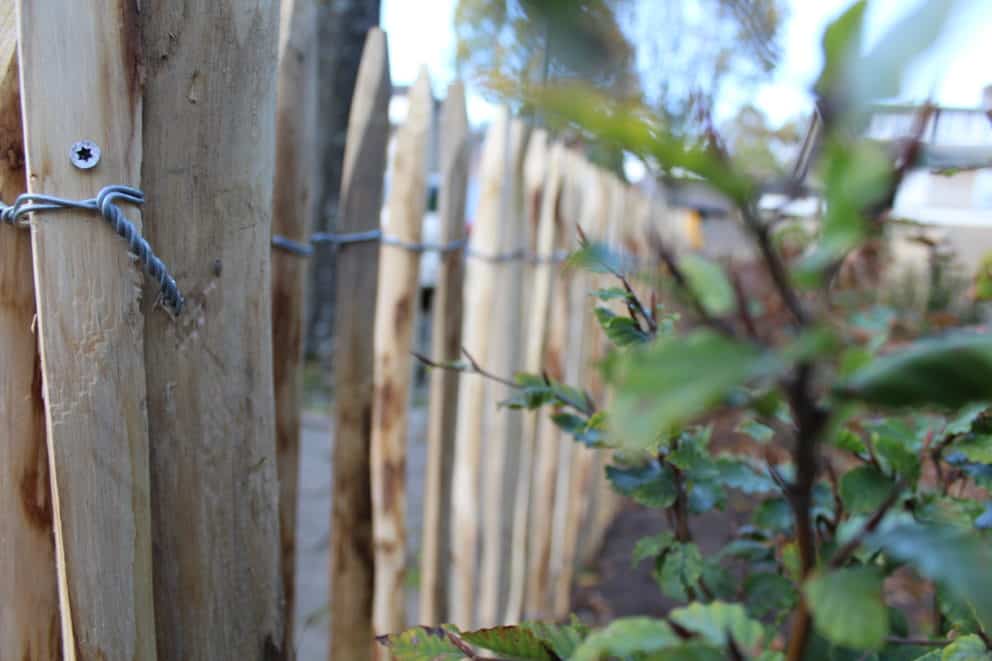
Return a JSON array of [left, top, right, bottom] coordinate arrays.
[[1, 185, 184, 314]]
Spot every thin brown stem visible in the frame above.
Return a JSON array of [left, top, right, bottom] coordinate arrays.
[[830, 480, 905, 569], [885, 636, 948, 647]]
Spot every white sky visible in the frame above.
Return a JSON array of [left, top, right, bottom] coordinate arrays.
[[382, 0, 992, 128]]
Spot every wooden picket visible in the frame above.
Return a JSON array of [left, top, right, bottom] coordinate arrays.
[[0, 7, 60, 658], [330, 27, 391, 661], [272, 0, 319, 652], [420, 80, 470, 626]]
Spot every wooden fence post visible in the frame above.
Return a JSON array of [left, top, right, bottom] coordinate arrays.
[[18, 3, 157, 658], [272, 0, 319, 654], [505, 130, 551, 624], [478, 118, 529, 627], [0, 7, 59, 658], [448, 109, 512, 628], [370, 68, 432, 645], [525, 143, 569, 619], [329, 27, 391, 661], [140, 3, 283, 659], [419, 80, 469, 626]]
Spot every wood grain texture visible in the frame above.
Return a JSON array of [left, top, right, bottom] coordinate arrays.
[[504, 131, 551, 624], [272, 0, 319, 655], [370, 68, 431, 647], [140, 3, 282, 659], [329, 27, 390, 661], [524, 142, 568, 620], [18, 2, 156, 659], [0, 5, 59, 658], [477, 117, 528, 627], [448, 109, 510, 628], [419, 80, 468, 626]]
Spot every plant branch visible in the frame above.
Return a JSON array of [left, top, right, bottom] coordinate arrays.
[[741, 205, 809, 327], [830, 479, 905, 569], [885, 636, 949, 647]]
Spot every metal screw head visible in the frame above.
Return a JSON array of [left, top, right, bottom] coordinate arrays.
[[69, 140, 101, 170]]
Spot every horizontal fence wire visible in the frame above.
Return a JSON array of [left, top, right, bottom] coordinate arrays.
[[272, 229, 569, 264], [1, 185, 184, 314]]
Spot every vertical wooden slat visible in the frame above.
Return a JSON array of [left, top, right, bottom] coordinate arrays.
[[525, 143, 569, 620], [505, 130, 551, 624], [552, 157, 610, 619], [478, 117, 528, 627], [370, 68, 432, 645], [419, 80, 469, 626], [272, 0, 318, 654], [449, 109, 511, 628], [0, 6, 59, 658], [329, 27, 391, 661], [17, 1, 156, 658], [140, 3, 283, 659]]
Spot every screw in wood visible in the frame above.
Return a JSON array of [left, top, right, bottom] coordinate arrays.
[[69, 140, 101, 170]]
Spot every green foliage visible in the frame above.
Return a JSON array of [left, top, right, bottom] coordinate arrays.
[[460, 626, 558, 660], [839, 465, 896, 515], [806, 568, 888, 650], [375, 626, 464, 660], [570, 617, 680, 660]]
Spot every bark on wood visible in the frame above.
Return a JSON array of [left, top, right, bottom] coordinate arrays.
[[17, 2, 157, 658], [329, 27, 391, 661], [478, 118, 529, 627], [370, 68, 432, 646], [504, 130, 552, 624], [448, 109, 513, 629], [140, 3, 283, 659], [272, 0, 319, 654], [419, 80, 469, 626], [524, 143, 569, 620], [0, 7, 59, 657]]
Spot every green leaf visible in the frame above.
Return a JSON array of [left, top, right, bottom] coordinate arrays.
[[745, 572, 798, 619], [570, 617, 680, 661], [633, 531, 676, 567], [940, 635, 992, 660], [606, 461, 678, 508], [590, 286, 630, 302], [937, 584, 984, 636], [680, 254, 735, 316], [565, 241, 628, 274], [840, 465, 896, 515], [945, 403, 989, 436], [952, 434, 992, 464], [872, 523, 992, 626], [736, 417, 775, 444], [716, 456, 777, 495], [837, 334, 992, 410], [375, 626, 464, 660], [815, 0, 866, 100], [753, 497, 793, 534], [805, 567, 889, 651], [595, 307, 651, 346], [833, 428, 867, 455], [610, 330, 775, 449], [460, 626, 555, 660], [668, 601, 765, 653], [520, 620, 588, 659], [656, 542, 705, 601]]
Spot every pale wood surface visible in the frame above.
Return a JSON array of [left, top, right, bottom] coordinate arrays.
[[448, 109, 511, 628], [478, 118, 529, 627], [419, 80, 469, 626], [552, 158, 610, 618], [18, 2, 156, 659], [504, 131, 552, 624], [0, 5, 59, 657], [525, 143, 569, 620], [329, 27, 391, 661], [140, 3, 282, 659], [272, 0, 319, 654], [370, 68, 432, 647]]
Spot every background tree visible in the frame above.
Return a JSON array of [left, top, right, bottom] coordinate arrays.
[[307, 0, 382, 358]]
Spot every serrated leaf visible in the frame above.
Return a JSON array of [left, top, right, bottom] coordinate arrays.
[[840, 465, 896, 515], [837, 334, 992, 410], [716, 456, 777, 494], [833, 428, 867, 455], [656, 543, 704, 601], [520, 621, 588, 659], [376, 626, 464, 660], [753, 497, 793, 534], [570, 617, 680, 661], [736, 417, 775, 444], [460, 626, 556, 660], [945, 403, 989, 436], [805, 567, 888, 651], [566, 242, 628, 274], [680, 254, 735, 316], [610, 330, 776, 449], [606, 461, 678, 508], [953, 434, 992, 464], [668, 601, 765, 652], [632, 531, 676, 567], [941, 634, 992, 660], [590, 286, 630, 302], [745, 572, 798, 618], [872, 523, 992, 626]]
